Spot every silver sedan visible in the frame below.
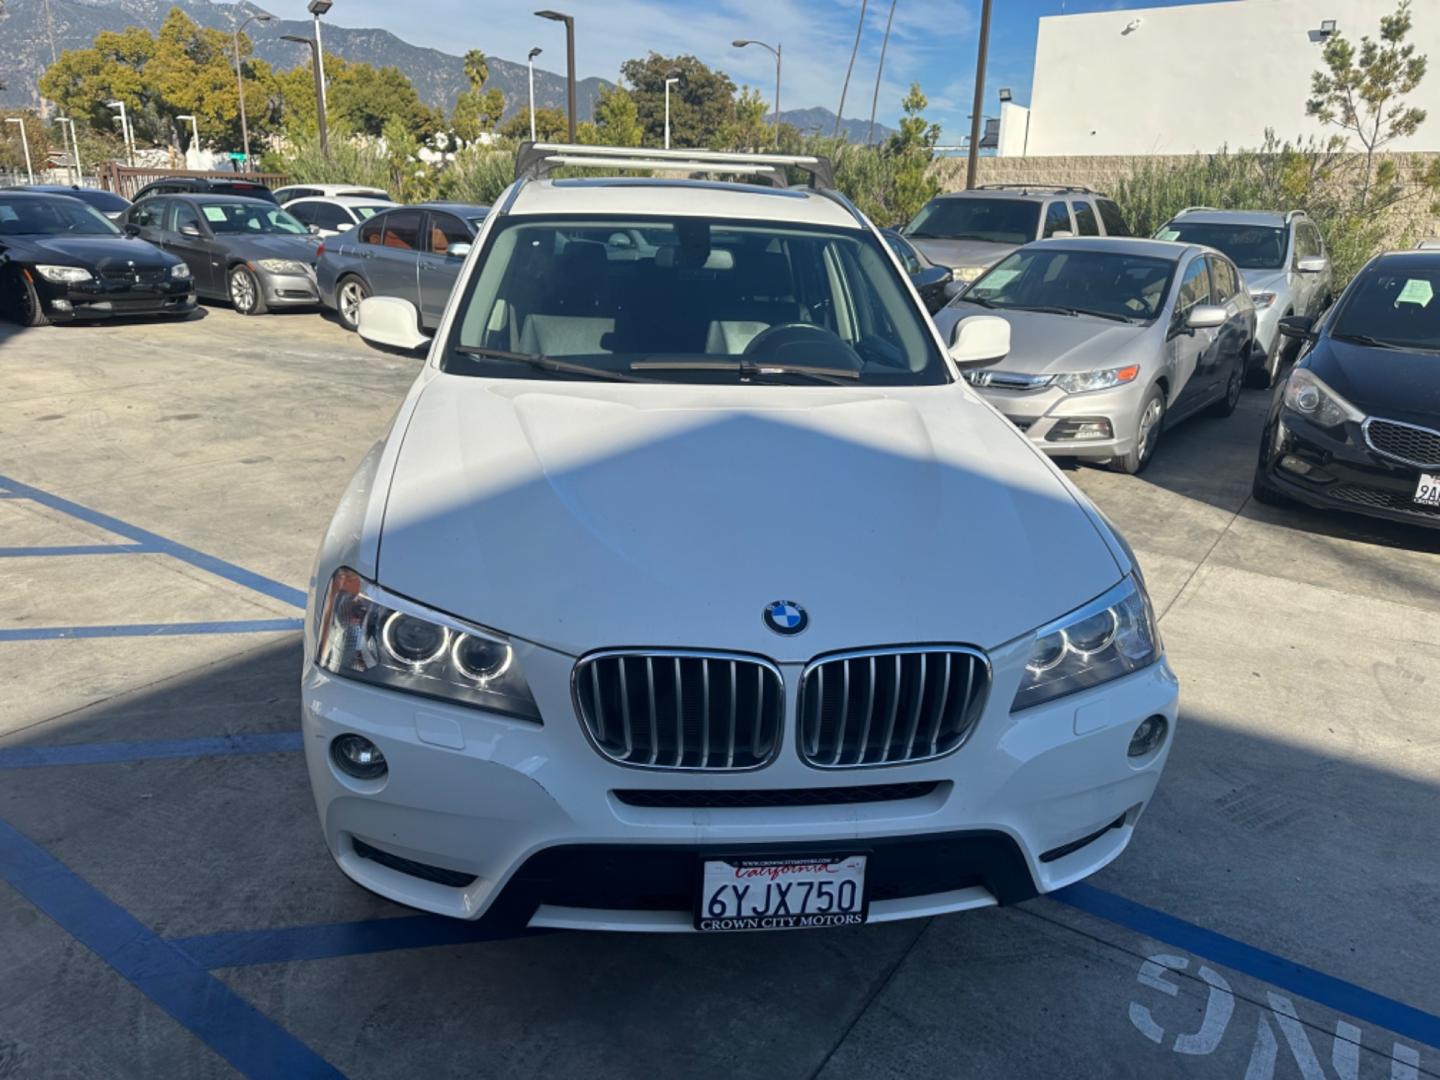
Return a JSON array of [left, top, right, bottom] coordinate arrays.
[[934, 237, 1256, 473]]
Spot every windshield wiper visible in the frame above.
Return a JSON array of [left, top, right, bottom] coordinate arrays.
[[630, 358, 859, 386], [1009, 304, 1135, 323], [1331, 332, 1413, 351], [1065, 307, 1138, 324], [453, 345, 647, 382], [1008, 304, 1079, 317]]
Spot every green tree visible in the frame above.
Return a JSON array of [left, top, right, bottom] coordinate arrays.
[[592, 85, 644, 147], [0, 112, 53, 173], [498, 106, 569, 141], [718, 86, 769, 151], [331, 63, 438, 139], [619, 53, 737, 147], [1307, 0, 1429, 207], [451, 88, 506, 141], [463, 49, 489, 92], [889, 84, 941, 222]]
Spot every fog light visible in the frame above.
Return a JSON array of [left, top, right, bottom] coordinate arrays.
[[1279, 454, 1312, 475], [50, 299, 73, 312], [331, 733, 387, 779], [1047, 418, 1113, 441], [1128, 715, 1168, 758]]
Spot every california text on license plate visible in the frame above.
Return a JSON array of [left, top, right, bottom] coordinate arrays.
[[695, 855, 868, 931], [1415, 473, 1440, 507]]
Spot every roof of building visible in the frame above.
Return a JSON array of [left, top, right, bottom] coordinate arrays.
[[506, 178, 860, 228]]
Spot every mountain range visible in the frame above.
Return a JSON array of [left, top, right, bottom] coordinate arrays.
[[0, 0, 894, 141]]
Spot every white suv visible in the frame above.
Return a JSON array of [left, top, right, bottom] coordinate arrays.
[[301, 144, 1178, 934]]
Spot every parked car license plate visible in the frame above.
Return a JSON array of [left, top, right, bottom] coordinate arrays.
[[695, 855, 867, 931], [1416, 473, 1440, 507]]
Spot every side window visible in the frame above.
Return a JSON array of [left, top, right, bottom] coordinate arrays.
[[1296, 223, 1323, 259], [427, 213, 471, 256], [1042, 201, 1072, 238], [288, 202, 316, 227], [1207, 255, 1239, 303], [884, 233, 920, 274], [358, 214, 386, 246], [130, 198, 164, 228], [1070, 200, 1100, 236], [171, 200, 203, 234], [381, 210, 422, 250], [1173, 257, 1212, 324], [1096, 199, 1131, 237], [311, 202, 352, 230]]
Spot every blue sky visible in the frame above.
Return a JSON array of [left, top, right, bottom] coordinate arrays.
[[251, 0, 1217, 140]]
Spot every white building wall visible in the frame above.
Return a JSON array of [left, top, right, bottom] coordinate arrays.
[[1026, 0, 1440, 156], [996, 101, 1031, 157]]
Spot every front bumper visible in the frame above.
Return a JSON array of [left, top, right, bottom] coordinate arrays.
[[301, 637, 1179, 931], [256, 267, 321, 308], [1261, 412, 1440, 529], [36, 274, 195, 321], [976, 379, 1150, 461]]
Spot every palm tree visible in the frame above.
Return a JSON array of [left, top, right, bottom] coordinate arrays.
[[834, 0, 869, 137], [866, 0, 898, 145], [463, 49, 488, 91]]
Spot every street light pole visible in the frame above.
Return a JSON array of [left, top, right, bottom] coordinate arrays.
[[663, 76, 679, 149], [965, 0, 994, 190], [5, 119, 34, 184], [527, 47, 542, 141], [106, 100, 134, 165], [56, 116, 81, 183], [731, 39, 781, 145], [282, 35, 329, 159], [307, 0, 333, 112], [231, 11, 273, 171], [535, 11, 575, 143]]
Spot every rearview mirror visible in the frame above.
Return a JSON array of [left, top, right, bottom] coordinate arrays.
[[1278, 314, 1317, 342], [356, 296, 430, 351], [178, 222, 202, 238], [1186, 304, 1227, 330], [1296, 255, 1327, 273], [948, 314, 1010, 369], [448, 242, 472, 259]]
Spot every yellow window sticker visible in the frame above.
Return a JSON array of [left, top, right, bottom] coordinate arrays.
[[202, 205, 228, 223], [1156, 229, 1181, 241], [1396, 278, 1434, 307], [976, 268, 1020, 291]]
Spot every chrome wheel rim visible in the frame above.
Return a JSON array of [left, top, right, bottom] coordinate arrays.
[[1227, 363, 1242, 406], [230, 270, 256, 312], [1137, 397, 1163, 462], [339, 281, 364, 324]]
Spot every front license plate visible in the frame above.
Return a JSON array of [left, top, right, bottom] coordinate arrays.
[[1415, 474, 1440, 507], [695, 855, 867, 932]]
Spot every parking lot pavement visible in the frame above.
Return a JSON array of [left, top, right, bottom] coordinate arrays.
[[1, 309, 1438, 1079]]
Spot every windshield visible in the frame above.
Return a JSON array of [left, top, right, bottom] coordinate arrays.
[[0, 196, 120, 236], [1158, 222, 1286, 269], [902, 198, 1039, 245], [200, 203, 308, 235], [443, 216, 948, 385], [1330, 264, 1440, 351], [962, 247, 1174, 321]]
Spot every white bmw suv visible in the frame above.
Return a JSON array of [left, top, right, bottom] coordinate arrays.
[[301, 144, 1178, 934]]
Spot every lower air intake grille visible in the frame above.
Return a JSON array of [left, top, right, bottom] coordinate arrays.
[[614, 782, 941, 808], [573, 650, 783, 770], [798, 647, 990, 768]]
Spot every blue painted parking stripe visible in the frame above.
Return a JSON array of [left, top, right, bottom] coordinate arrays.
[[0, 732, 302, 770], [0, 618, 304, 642], [0, 544, 152, 557], [0, 816, 345, 1079], [1055, 882, 1440, 1051], [0, 474, 307, 609], [173, 915, 548, 970]]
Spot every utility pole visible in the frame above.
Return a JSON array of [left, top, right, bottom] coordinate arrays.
[[965, 0, 993, 190], [663, 75, 679, 149], [732, 40, 781, 145], [56, 116, 81, 184], [307, 0, 333, 111], [231, 10, 273, 170], [282, 35, 329, 159], [535, 11, 576, 142], [5, 118, 34, 184], [527, 47, 542, 141]]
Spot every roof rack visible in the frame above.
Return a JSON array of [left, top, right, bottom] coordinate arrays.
[[514, 142, 835, 190], [974, 183, 1097, 195]]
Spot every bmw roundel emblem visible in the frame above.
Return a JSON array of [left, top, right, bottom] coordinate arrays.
[[763, 600, 808, 636]]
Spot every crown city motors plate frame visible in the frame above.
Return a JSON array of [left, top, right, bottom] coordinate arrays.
[[694, 852, 869, 932]]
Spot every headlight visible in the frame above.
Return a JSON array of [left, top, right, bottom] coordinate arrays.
[[953, 265, 986, 283], [34, 264, 92, 284], [315, 567, 540, 721], [1052, 365, 1140, 394], [1282, 368, 1363, 429], [1250, 291, 1277, 310], [1013, 575, 1160, 712], [256, 258, 309, 275], [169, 262, 191, 280]]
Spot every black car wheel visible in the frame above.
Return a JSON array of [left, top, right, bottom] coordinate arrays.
[[1246, 336, 1278, 389], [1251, 464, 1293, 507], [228, 265, 267, 316], [3, 268, 49, 327], [335, 275, 370, 331], [1112, 386, 1166, 475], [1208, 353, 1245, 418]]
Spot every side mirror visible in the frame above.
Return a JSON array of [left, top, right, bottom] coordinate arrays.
[[307, 223, 322, 235], [447, 242, 472, 259], [356, 296, 430, 351], [948, 314, 1010, 369], [1278, 314, 1317, 342], [122, 222, 142, 237], [179, 222, 202, 238], [1186, 304, 1227, 330], [943, 279, 968, 300], [1296, 255, 1327, 273], [336, 221, 354, 232]]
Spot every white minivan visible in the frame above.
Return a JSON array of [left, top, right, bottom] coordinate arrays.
[[301, 145, 1178, 934]]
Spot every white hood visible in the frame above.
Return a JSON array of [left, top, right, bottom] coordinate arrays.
[[376, 377, 1121, 659]]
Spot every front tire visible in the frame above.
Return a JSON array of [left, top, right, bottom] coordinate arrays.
[[1112, 386, 1166, 475], [335, 275, 369, 331], [4, 269, 50, 327], [1251, 464, 1292, 507], [228, 266, 267, 316]]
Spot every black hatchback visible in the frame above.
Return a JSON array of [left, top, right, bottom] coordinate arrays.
[[1253, 250, 1440, 528]]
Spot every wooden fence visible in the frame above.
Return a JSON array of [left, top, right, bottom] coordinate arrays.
[[96, 162, 289, 199]]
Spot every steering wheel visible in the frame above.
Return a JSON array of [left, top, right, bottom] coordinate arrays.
[[742, 322, 862, 370]]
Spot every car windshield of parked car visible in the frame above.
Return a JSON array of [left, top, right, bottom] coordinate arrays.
[[902, 198, 1040, 245], [963, 247, 1174, 322], [444, 216, 948, 385], [200, 203, 308, 235], [1158, 223, 1286, 269], [1331, 265, 1440, 352], [0, 196, 120, 236]]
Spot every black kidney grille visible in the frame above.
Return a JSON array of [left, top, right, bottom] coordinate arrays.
[[574, 652, 783, 770], [1365, 419, 1440, 468], [798, 649, 989, 768]]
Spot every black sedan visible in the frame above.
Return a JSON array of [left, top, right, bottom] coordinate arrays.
[[880, 228, 955, 314], [124, 195, 322, 315], [2, 184, 132, 222], [0, 190, 195, 326], [1253, 250, 1440, 529]]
